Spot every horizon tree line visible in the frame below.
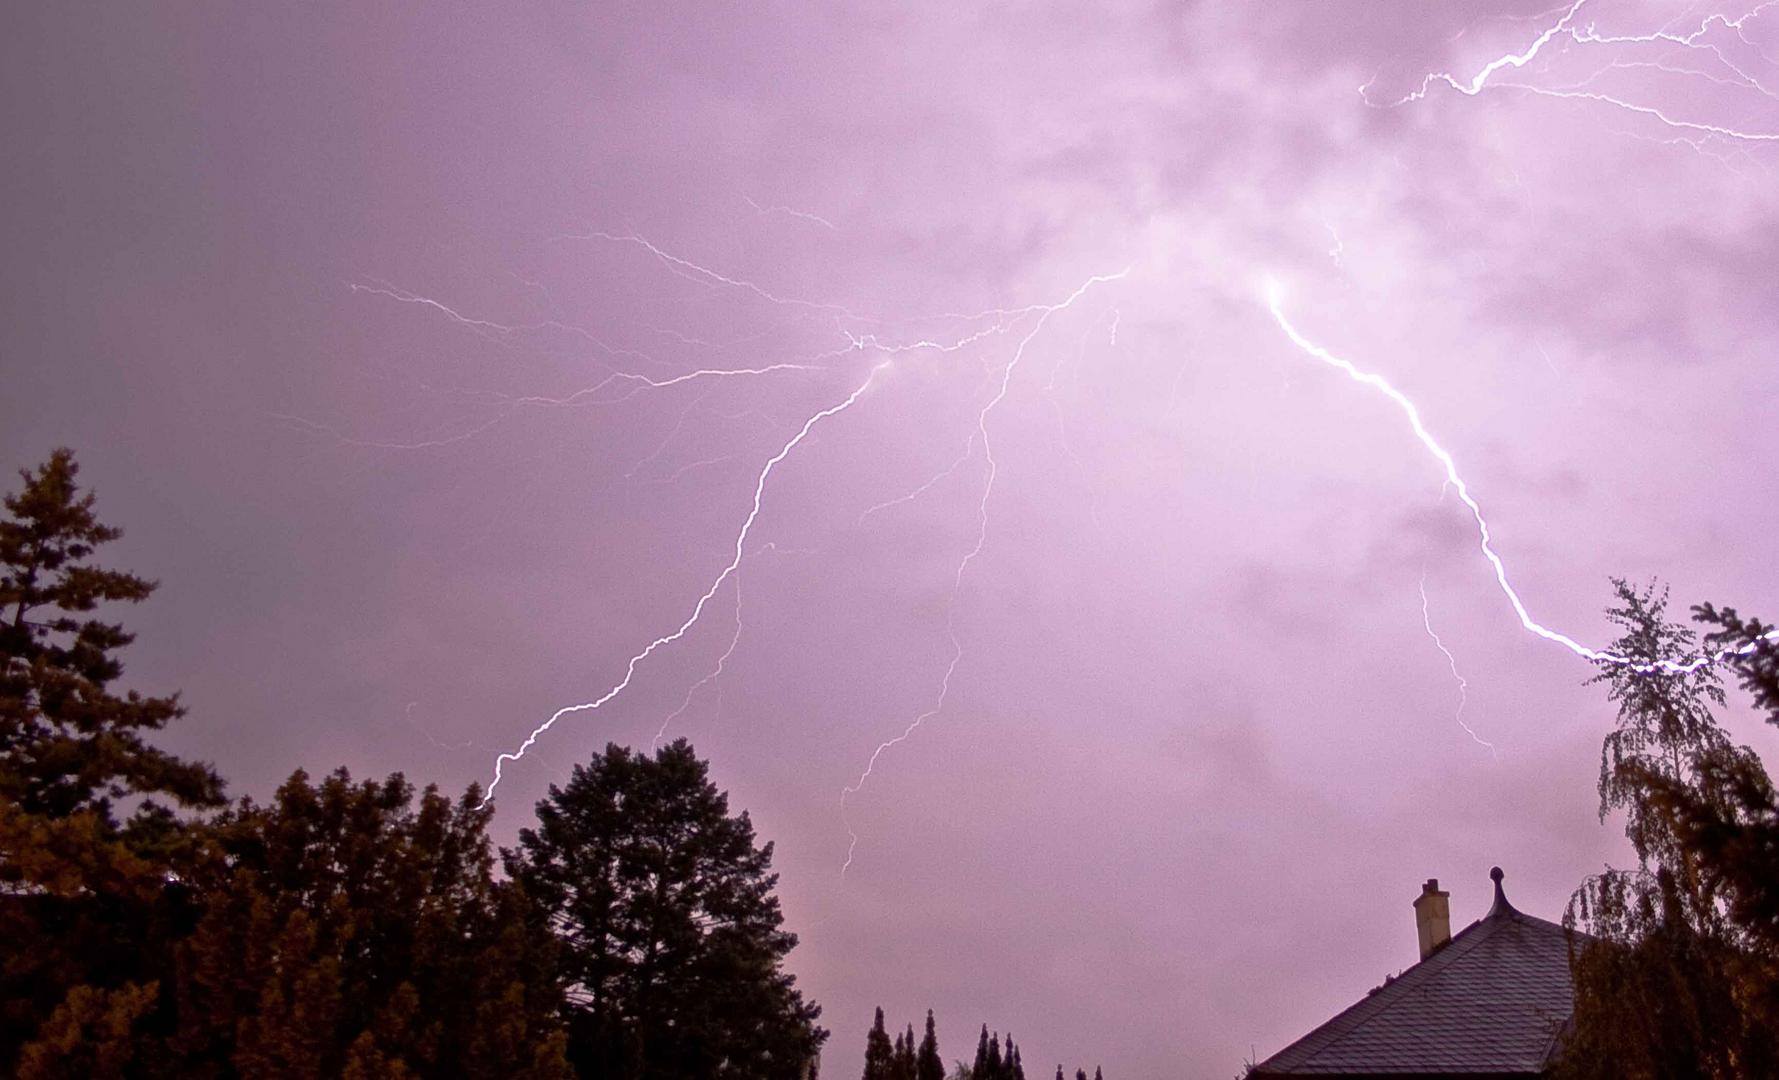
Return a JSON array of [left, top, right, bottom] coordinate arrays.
[[856, 1006, 1103, 1080]]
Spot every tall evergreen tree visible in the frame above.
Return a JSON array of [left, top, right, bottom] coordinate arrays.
[[916, 1010, 943, 1080], [862, 1007, 893, 1080], [508, 739, 825, 1080], [973, 1025, 990, 1076], [0, 450, 225, 1070], [892, 1023, 917, 1080]]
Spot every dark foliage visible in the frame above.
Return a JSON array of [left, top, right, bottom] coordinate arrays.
[[508, 739, 826, 1079], [0, 451, 225, 1071], [1557, 581, 1779, 1078], [162, 768, 568, 1079]]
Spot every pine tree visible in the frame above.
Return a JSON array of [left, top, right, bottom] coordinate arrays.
[[1093, 1068, 1103, 1080], [508, 739, 826, 1079], [862, 1007, 893, 1080], [986, 1033, 1002, 1077], [0, 450, 226, 1070], [916, 1011, 943, 1080], [1054, 1068, 1065, 1080], [973, 1026, 990, 1076]]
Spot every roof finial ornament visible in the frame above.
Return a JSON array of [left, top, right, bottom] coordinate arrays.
[[1488, 865, 1514, 916]]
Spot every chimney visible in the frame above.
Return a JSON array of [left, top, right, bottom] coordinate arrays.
[[1413, 878, 1451, 960]]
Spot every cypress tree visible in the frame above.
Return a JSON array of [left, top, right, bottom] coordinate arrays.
[[973, 1026, 990, 1076], [915, 1011, 943, 1080], [894, 1023, 917, 1080], [862, 1007, 893, 1080]]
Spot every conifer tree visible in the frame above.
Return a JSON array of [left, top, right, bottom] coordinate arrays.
[[1055, 1068, 1065, 1080], [974, 1026, 990, 1076], [509, 739, 825, 1079], [916, 1010, 943, 1080], [0, 450, 226, 871], [892, 1023, 917, 1080], [0, 450, 226, 1069], [167, 768, 568, 1079], [862, 1007, 893, 1080]]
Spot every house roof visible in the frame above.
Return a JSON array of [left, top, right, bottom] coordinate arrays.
[[1252, 870, 1575, 1078]]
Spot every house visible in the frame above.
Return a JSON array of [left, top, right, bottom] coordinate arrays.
[[1251, 868, 1575, 1078]]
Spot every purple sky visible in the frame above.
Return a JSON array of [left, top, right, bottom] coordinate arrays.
[[5, 2, 1778, 1075]]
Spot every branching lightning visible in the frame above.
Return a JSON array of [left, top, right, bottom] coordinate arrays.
[[1370, 0, 1779, 145], [1265, 280, 1778, 675], [302, 0, 1779, 879], [470, 231, 1127, 808], [839, 269, 1128, 874], [482, 355, 893, 804]]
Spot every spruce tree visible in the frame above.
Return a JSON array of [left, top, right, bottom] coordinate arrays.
[[973, 1026, 990, 1076], [915, 1010, 943, 1080]]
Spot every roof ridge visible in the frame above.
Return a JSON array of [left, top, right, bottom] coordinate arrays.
[[1256, 914, 1504, 1070], [1253, 895, 1586, 1075], [1293, 913, 1504, 1060]]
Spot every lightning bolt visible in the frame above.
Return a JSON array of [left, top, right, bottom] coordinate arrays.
[[1418, 574, 1496, 756], [1371, 0, 1779, 144], [482, 355, 893, 804], [470, 226, 1127, 805], [744, 195, 839, 231], [840, 269, 1129, 874], [653, 566, 745, 748], [1264, 279, 1778, 675]]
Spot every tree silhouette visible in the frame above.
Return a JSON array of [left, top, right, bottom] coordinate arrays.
[[0, 450, 224, 1070], [863, 1006, 893, 1080], [168, 769, 566, 1079], [916, 1010, 944, 1080], [508, 739, 825, 1079], [1558, 581, 1779, 1076]]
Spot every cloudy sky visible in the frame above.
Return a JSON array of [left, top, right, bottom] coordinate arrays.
[[5, 1, 1778, 1074]]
